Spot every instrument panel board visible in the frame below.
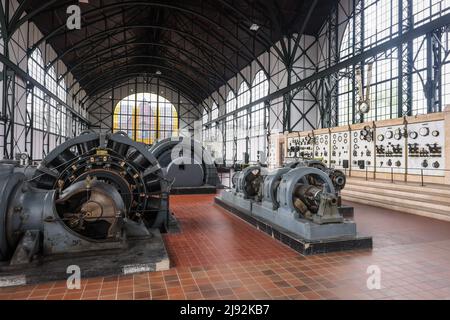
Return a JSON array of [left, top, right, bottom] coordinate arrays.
[[407, 120, 445, 176]]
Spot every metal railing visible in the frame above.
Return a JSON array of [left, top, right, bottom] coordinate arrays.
[[342, 164, 449, 187]]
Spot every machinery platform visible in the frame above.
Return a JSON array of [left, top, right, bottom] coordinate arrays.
[[215, 197, 372, 256], [0, 229, 170, 288]]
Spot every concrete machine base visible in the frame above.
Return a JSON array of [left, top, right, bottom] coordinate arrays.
[[215, 196, 372, 255], [0, 229, 170, 288]]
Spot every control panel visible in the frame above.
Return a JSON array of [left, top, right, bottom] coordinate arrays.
[[330, 132, 350, 170], [407, 121, 445, 176], [313, 133, 330, 165], [284, 115, 447, 179], [286, 134, 313, 159], [268, 136, 277, 168], [375, 125, 406, 173], [351, 125, 375, 171]]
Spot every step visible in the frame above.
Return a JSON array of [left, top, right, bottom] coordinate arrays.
[[346, 177, 450, 197], [342, 189, 450, 213], [343, 184, 450, 206], [343, 193, 450, 222]]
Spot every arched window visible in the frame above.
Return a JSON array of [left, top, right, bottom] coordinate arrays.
[[45, 66, 58, 134], [202, 108, 209, 125], [363, 0, 399, 50], [225, 91, 236, 163], [113, 93, 178, 144], [58, 78, 67, 137], [237, 82, 250, 108], [249, 71, 268, 162], [58, 78, 67, 103], [337, 1, 399, 124], [211, 102, 218, 120], [202, 107, 210, 143], [27, 49, 45, 130], [226, 91, 236, 114], [365, 55, 399, 122], [252, 71, 269, 102], [28, 49, 45, 83], [236, 82, 249, 161]]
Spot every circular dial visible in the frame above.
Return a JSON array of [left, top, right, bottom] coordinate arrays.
[[432, 130, 439, 137], [419, 127, 429, 137], [377, 134, 384, 142], [385, 131, 393, 139], [409, 131, 418, 139], [358, 101, 370, 114]]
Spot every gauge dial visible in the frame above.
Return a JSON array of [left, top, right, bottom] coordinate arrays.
[[409, 131, 418, 139], [419, 127, 429, 137]]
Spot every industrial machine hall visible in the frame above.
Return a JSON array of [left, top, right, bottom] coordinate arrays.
[[1, 0, 450, 305]]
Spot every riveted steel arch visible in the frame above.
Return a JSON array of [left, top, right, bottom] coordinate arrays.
[[69, 55, 224, 95], [85, 73, 206, 117], [44, 25, 256, 88], [81, 71, 208, 114], [60, 40, 238, 92], [75, 63, 213, 103], [14, 1, 273, 59], [24, 2, 270, 84], [87, 81, 202, 116], [72, 56, 226, 111]]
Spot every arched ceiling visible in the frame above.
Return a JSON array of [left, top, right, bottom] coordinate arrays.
[[12, 0, 337, 105]]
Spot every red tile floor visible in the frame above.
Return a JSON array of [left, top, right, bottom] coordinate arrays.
[[1, 194, 450, 300]]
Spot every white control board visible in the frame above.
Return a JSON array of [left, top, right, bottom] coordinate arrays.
[[313, 133, 331, 166], [286, 135, 313, 159], [283, 117, 446, 177], [375, 125, 406, 173], [268, 137, 277, 168], [407, 120, 445, 176], [351, 126, 375, 171], [330, 132, 350, 170]]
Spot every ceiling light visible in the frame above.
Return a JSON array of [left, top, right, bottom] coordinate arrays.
[[155, 70, 162, 75], [250, 23, 260, 31]]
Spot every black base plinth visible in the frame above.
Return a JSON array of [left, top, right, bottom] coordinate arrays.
[[170, 185, 217, 195], [339, 205, 354, 219], [214, 197, 372, 256], [0, 230, 170, 288]]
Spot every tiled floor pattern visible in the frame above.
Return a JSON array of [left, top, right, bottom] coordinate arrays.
[[1, 194, 450, 300]]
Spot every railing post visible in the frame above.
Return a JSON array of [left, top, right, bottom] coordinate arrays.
[[365, 165, 368, 181], [421, 169, 424, 187], [391, 167, 394, 183]]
